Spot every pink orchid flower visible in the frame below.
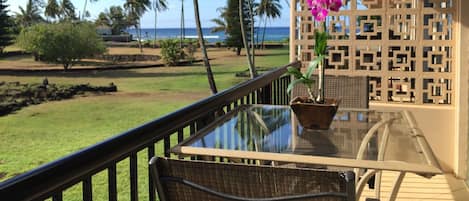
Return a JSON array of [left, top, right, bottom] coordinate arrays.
[[307, 0, 342, 22], [329, 0, 343, 12]]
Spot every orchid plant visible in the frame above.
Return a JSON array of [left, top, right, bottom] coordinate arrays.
[[287, 0, 342, 104]]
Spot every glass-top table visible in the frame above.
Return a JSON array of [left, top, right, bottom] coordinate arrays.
[[171, 105, 442, 200], [171, 104, 441, 174]]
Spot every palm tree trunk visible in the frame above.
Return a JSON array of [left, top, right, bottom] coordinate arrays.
[[82, 0, 88, 20], [180, 0, 185, 48], [154, 9, 158, 48], [262, 17, 267, 49], [239, 0, 256, 79], [247, 0, 255, 68], [137, 23, 143, 53], [193, 0, 217, 94], [256, 20, 262, 48]]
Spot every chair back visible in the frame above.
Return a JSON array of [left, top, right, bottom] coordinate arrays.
[[291, 75, 369, 109], [149, 157, 355, 201]]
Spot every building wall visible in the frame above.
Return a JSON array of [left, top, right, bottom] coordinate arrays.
[[457, 0, 469, 183], [290, 0, 464, 175]]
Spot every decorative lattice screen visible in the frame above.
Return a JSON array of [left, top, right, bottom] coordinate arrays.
[[292, 0, 457, 105]]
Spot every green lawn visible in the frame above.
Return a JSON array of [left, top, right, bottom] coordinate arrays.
[[0, 47, 289, 200]]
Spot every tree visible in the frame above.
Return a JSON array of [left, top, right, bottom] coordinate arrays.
[[45, 0, 60, 21], [153, 0, 168, 48], [193, 0, 217, 94], [239, 0, 257, 78], [15, 0, 44, 27], [179, 0, 185, 48], [0, 0, 14, 54], [95, 12, 110, 27], [16, 22, 107, 70], [124, 0, 152, 53], [210, 6, 227, 34], [58, 0, 77, 21], [225, 0, 244, 56], [82, 0, 98, 20], [258, 0, 281, 49], [95, 6, 129, 35]]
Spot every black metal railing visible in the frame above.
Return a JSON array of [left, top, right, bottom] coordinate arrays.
[[0, 61, 299, 201]]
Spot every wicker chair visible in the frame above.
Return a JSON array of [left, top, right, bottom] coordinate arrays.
[[291, 75, 369, 109], [149, 157, 355, 201]]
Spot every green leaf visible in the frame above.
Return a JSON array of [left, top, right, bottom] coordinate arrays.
[[287, 78, 306, 95], [314, 31, 328, 55], [287, 66, 304, 79], [306, 57, 321, 79]]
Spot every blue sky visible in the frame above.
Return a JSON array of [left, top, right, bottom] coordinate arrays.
[[6, 0, 291, 28]]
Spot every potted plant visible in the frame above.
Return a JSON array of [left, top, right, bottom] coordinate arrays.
[[287, 0, 342, 130]]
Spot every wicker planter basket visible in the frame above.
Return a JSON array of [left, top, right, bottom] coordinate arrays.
[[290, 96, 340, 130]]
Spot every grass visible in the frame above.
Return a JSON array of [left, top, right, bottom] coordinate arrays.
[[0, 47, 289, 200]]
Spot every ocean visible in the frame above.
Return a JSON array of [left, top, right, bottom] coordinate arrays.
[[126, 27, 290, 43]]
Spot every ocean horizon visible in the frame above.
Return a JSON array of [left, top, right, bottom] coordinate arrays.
[[126, 27, 290, 43]]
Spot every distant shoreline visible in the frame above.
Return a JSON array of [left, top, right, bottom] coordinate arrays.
[[126, 27, 290, 43], [136, 26, 290, 29]]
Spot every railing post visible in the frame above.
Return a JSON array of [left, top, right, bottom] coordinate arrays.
[[261, 84, 272, 104]]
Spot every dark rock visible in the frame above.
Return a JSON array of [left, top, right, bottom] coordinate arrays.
[[0, 81, 118, 116]]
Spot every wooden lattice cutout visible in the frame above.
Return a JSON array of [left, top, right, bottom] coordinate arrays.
[[425, 48, 450, 72], [389, 46, 416, 71], [357, 49, 382, 71], [389, 14, 416, 40], [389, 77, 415, 103], [424, 79, 451, 104], [328, 18, 347, 37], [369, 79, 381, 101], [427, 0, 452, 9], [427, 16, 449, 38], [361, 0, 383, 8], [390, 0, 416, 8], [328, 48, 348, 67], [357, 15, 382, 40]]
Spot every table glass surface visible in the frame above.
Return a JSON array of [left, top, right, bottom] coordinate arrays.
[[176, 105, 428, 165]]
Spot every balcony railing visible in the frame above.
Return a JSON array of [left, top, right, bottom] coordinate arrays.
[[0, 61, 299, 201]]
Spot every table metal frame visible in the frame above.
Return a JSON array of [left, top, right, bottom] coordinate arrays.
[[171, 105, 442, 201]]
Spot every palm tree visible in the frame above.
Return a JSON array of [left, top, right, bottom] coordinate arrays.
[[45, 0, 60, 21], [193, 0, 217, 94], [153, 0, 168, 48], [246, 0, 256, 72], [258, 0, 281, 49], [16, 0, 44, 27], [59, 0, 76, 21], [239, 0, 257, 78], [124, 0, 152, 53], [82, 0, 98, 20], [179, 0, 185, 48], [210, 7, 227, 33]]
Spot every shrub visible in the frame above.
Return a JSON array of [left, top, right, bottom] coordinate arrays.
[[16, 22, 107, 70], [160, 39, 183, 66], [183, 42, 197, 63]]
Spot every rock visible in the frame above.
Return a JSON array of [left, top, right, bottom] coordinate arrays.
[[0, 81, 119, 116]]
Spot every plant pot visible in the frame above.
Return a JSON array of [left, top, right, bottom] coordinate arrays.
[[290, 96, 340, 130]]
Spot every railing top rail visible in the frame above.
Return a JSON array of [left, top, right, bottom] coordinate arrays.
[[0, 61, 300, 201]]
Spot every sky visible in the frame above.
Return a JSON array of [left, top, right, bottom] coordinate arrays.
[[6, 0, 291, 28]]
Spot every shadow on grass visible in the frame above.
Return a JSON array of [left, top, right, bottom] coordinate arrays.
[[255, 52, 289, 57], [0, 69, 239, 79], [0, 55, 34, 62]]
